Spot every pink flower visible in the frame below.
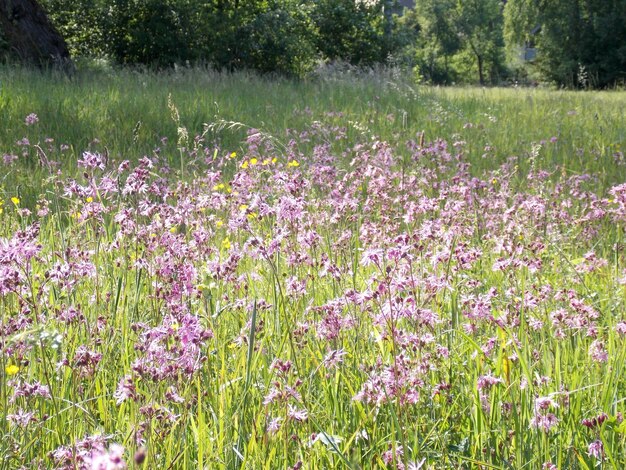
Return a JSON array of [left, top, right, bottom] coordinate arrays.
[[323, 349, 347, 369], [287, 405, 308, 422], [587, 439, 604, 460], [86, 444, 126, 470], [408, 459, 426, 470], [24, 113, 39, 126], [113, 375, 137, 405], [535, 396, 558, 411], [530, 413, 559, 432], [530, 396, 559, 432], [10, 380, 51, 403], [581, 412, 608, 429], [267, 417, 282, 434], [7, 409, 36, 427], [78, 151, 106, 170], [477, 374, 503, 390], [589, 340, 608, 363]]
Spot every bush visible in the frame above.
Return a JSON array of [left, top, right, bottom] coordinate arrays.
[[311, 0, 389, 66], [243, 5, 317, 77]]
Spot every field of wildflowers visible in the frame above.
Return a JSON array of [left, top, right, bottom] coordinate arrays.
[[1, 68, 626, 469]]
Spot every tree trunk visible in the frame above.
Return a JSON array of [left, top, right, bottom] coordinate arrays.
[[0, 0, 73, 70], [477, 54, 484, 85], [383, 0, 394, 51], [466, 37, 485, 86]]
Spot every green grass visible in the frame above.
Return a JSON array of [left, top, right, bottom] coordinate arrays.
[[1, 65, 624, 169], [1, 67, 626, 469]]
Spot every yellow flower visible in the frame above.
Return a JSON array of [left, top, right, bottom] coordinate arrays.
[[239, 204, 248, 212], [241, 160, 249, 169], [230, 152, 237, 159], [86, 196, 93, 203], [169, 226, 177, 233], [287, 160, 300, 167], [11, 197, 20, 206], [216, 220, 224, 228], [262, 158, 271, 166], [222, 238, 231, 250], [247, 212, 258, 220], [502, 355, 511, 385], [250, 158, 258, 165], [272, 157, 277, 164], [5, 364, 19, 375]]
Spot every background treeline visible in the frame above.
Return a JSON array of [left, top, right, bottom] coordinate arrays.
[[6, 0, 626, 88]]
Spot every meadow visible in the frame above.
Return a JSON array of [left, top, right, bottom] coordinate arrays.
[[1, 66, 626, 469]]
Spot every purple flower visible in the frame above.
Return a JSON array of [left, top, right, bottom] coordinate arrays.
[[587, 439, 604, 460], [408, 459, 426, 470], [3, 154, 18, 165], [24, 113, 39, 126], [581, 412, 608, 429], [323, 349, 347, 369], [530, 413, 559, 432], [86, 444, 126, 469], [267, 417, 282, 434], [477, 374, 503, 390], [78, 151, 106, 171], [10, 380, 52, 403], [113, 375, 137, 405], [287, 405, 308, 422], [589, 340, 608, 363], [7, 409, 36, 427]]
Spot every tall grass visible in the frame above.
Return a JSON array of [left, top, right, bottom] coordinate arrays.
[[0, 67, 626, 469], [1, 66, 623, 168]]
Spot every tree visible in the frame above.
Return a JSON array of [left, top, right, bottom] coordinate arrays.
[[311, 0, 389, 66], [243, 1, 317, 77], [413, 0, 506, 85], [104, 0, 198, 67], [504, 0, 626, 88], [454, 0, 506, 85], [0, 0, 72, 68], [38, 0, 105, 58]]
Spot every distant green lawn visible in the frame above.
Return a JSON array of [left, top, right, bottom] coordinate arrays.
[[1, 66, 624, 175]]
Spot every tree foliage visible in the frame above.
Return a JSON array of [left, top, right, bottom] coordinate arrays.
[[37, 0, 393, 76], [19, 0, 626, 87], [310, 0, 390, 66], [504, 0, 626, 88], [411, 0, 505, 85]]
